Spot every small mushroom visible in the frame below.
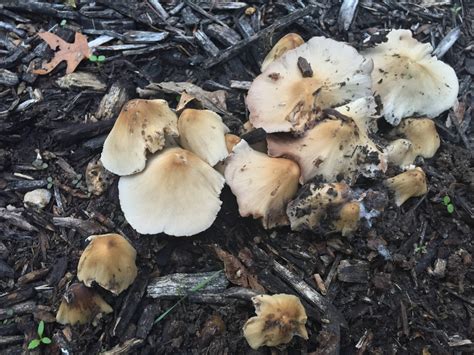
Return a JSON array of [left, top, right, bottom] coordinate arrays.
[[119, 147, 225, 236], [77, 233, 137, 295], [385, 138, 413, 167], [243, 294, 308, 349], [224, 140, 300, 229], [396, 118, 440, 160], [178, 109, 230, 166], [56, 283, 113, 325], [101, 99, 179, 176], [385, 167, 428, 206], [363, 29, 459, 125], [261, 33, 305, 72], [333, 201, 361, 236]]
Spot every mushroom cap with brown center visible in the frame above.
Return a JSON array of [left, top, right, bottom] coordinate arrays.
[[385, 167, 428, 206]]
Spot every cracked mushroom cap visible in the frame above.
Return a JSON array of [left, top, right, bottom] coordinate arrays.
[[243, 294, 308, 349], [56, 283, 112, 325], [77, 233, 137, 295], [224, 140, 300, 229], [363, 29, 459, 125], [101, 99, 178, 176], [385, 167, 428, 206], [178, 109, 230, 166], [119, 147, 225, 236], [261, 33, 305, 72], [246, 36, 373, 133]]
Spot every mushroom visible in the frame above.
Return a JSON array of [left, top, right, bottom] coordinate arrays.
[[261, 33, 304, 72], [246, 36, 373, 133], [101, 99, 178, 176], [243, 294, 308, 349], [56, 283, 112, 325], [178, 109, 230, 166], [385, 138, 413, 167], [385, 167, 428, 206], [363, 29, 459, 125], [224, 140, 300, 229], [333, 201, 361, 236], [214, 133, 242, 175], [77, 233, 137, 295], [119, 147, 225, 236]]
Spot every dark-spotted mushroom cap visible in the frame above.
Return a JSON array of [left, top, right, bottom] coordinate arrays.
[[385, 167, 428, 206], [261, 33, 304, 72]]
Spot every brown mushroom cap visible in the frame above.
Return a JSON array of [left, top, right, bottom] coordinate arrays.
[[261, 33, 305, 72], [385, 167, 428, 206], [224, 140, 300, 229], [101, 99, 178, 176], [77, 233, 137, 295], [395, 118, 440, 158], [333, 201, 361, 236], [243, 294, 308, 349], [56, 283, 113, 325], [119, 147, 225, 236]]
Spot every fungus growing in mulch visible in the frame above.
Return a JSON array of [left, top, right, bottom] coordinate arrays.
[[243, 294, 308, 349], [56, 283, 112, 325], [385, 167, 428, 206], [77, 233, 137, 295], [363, 29, 459, 125], [261, 33, 304, 72]]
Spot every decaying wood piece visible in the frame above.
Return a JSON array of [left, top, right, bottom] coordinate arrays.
[[101, 338, 144, 355], [337, 260, 369, 283], [338, 0, 359, 31], [52, 216, 107, 236], [56, 72, 107, 91], [0, 287, 35, 307], [96, 81, 131, 120], [136, 304, 161, 339], [0, 335, 24, 347], [0, 207, 37, 231], [0, 69, 19, 86], [50, 120, 114, 144], [0, 301, 36, 320]]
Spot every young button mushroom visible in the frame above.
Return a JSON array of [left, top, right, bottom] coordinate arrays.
[[385, 167, 428, 206], [119, 147, 225, 236], [178, 109, 230, 166], [333, 201, 361, 237], [243, 294, 308, 349], [101, 99, 178, 176], [77, 233, 137, 295], [224, 140, 300, 229], [56, 283, 112, 325], [246, 36, 373, 133], [363, 29, 459, 125], [261, 33, 305, 72]]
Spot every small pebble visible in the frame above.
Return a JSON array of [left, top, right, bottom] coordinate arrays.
[[23, 188, 51, 209]]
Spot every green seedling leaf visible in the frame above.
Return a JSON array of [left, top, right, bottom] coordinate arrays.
[[28, 339, 41, 350], [89, 55, 98, 62], [37, 320, 44, 337], [41, 337, 52, 344], [47, 183, 53, 189], [97, 55, 106, 62], [60, 19, 67, 27], [442, 196, 451, 205], [447, 204, 454, 214]]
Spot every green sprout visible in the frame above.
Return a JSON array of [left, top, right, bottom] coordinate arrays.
[[47, 176, 53, 189], [27, 321, 52, 350], [60, 19, 67, 27], [414, 243, 427, 255], [89, 55, 106, 63], [442, 195, 454, 214]]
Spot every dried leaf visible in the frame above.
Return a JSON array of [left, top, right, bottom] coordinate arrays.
[[33, 32, 91, 75]]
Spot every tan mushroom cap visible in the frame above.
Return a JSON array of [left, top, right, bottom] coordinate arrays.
[[56, 283, 112, 325], [77, 233, 137, 295], [385, 167, 428, 206], [246, 36, 373, 133], [261, 33, 305, 72], [178, 109, 230, 166], [214, 134, 242, 175], [119, 147, 225, 236], [243, 294, 308, 349], [363, 29, 459, 125], [101, 99, 178, 176], [224, 140, 300, 229], [333, 201, 361, 236], [385, 138, 413, 167]]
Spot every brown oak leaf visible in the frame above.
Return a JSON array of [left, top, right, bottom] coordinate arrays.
[[33, 31, 91, 75]]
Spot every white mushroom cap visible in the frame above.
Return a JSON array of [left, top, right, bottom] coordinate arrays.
[[261, 33, 305, 72], [363, 29, 459, 125], [246, 36, 373, 133], [101, 99, 178, 176], [385, 138, 414, 167], [178, 109, 230, 166], [385, 167, 428, 206], [224, 140, 300, 229], [334, 96, 379, 134], [119, 148, 225, 236]]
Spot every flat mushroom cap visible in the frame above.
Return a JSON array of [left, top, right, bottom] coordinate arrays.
[[77, 233, 137, 295], [56, 283, 113, 325], [243, 294, 308, 349], [246, 36, 373, 133], [224, 140, 300, 229], [261, 33, 305, 72], [385, 167, 428, 206], [178, 109, 230, 166], [363, 29, 459, 125], [119, 147, 225, 236], [101, 99, 178, 176]]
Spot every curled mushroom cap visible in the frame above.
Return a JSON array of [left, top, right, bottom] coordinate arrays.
[[363, 29, 459, 125], [77, 233, 137, 295], [119, 147, 224, 236], [385, 167, 428, 206], [261, 33, 305, 72], [101, 99, 178, 175], [246, 36, 373, 133], [56, 283, 112, 325], [224, 140, 300, 229], [178, 109, 230, 166], [243, 294, 308, 349]]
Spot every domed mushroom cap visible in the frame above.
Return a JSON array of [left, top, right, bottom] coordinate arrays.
[[243, 294, 308, 349], [333, 201, 361, 236], [178, 109, 230, 166], [119, 147, 225, 236], [101, 99, 178, 176], [246, 36, 373, 133], [56, 283, 112, 325], [224, 140, 300, 229], [77, 233, 137, 295], [363, 29, 459, 125], [385, 167, 428, 206], [261, 33, 304, 72]]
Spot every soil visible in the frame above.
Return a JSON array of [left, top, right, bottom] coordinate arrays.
[[0, 1, 473, 354]]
